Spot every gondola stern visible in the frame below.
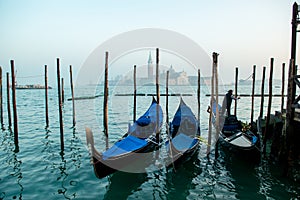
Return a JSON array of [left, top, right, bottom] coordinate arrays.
[[85, 127, 102, 165]]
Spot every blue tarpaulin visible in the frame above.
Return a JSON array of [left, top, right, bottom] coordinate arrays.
[[102, 135, 147, 160], [172, 133, 197, 151]]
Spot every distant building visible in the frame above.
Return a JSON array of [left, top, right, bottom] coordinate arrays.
[[160, 65, 189, 85], [188, 76, 212, 85], [115, 53, 212, 86], [148, 52, 153, 81], [202, 77, 212, 85]]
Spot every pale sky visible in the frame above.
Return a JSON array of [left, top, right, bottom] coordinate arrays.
[[0, 0, 298, 86]]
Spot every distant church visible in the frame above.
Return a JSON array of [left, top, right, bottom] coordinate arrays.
[[146, 51, 189, 85]]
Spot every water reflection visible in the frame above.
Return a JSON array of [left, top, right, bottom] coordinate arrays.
[[103, 172, 148, 199], [70, 128, 82, 169], [195, 150, 237, 199], [220, 148, 263, 200], [57, 152, 71, 199], [11, 153, 23, 200], [0, 129, 23, 199], [55, 128, 83, 199], [166, 155, 201, 199]]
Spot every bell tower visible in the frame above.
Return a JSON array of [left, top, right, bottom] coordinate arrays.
[[148, 52, 153, 80]]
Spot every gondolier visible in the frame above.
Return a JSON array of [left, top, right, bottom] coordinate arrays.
[[223, 90, 239, 116]]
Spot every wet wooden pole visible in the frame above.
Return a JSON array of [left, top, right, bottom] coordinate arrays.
[[45, 65, 49, 127], [197, 69, 201, 124], [250, 65, 256, 124], [263, 58, 274, 153], [285, 59, 295, 175], [166, 70, 169, 126], [0, 67, 3, 128], [156, 48, 160, 143], [214, 53, 220, 136], [156, 48, 160, 104], [214, 53, 219, 158], [290, 2, 298, 121], [69, 65, 76, 127], [234, 67, 238, 116], [11, 60, 19, 148], [207, 53, 215, 156], [281, 63, 285, 114], [103, 52, 109, 138], [259, 66, 266, 118], [61, 78, 64, 103], [133, 65, 137, 122], [6, 73, 12, 128], [57, 58, 64, 150], [291, 2, 298, 64]]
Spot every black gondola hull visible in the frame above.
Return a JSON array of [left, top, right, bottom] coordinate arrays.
[[93, 140, 159, 179]]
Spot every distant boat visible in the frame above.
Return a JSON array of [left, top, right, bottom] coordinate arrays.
[[15, 84, 52, 89]]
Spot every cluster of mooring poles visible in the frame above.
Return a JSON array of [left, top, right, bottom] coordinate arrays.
[[205, 51, 291, 158], [0, 59, 77, 152], [0, 61, 20, 152], [204, 2, 299, 180]]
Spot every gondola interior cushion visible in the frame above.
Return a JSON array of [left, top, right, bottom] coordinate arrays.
[[102, 135, 147, 160], [172, 133, 197, 151], [136, 116, 151, 126], [223, 115, 239, 131]]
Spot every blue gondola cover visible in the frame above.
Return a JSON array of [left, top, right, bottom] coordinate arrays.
[[171, 133, 197, 151], [102, 135, 148, 160], [136, 116, 151, 126]]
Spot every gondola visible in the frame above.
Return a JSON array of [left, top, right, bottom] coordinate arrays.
[[210, 99, 260, 154], [165, 98, 200, 167], [86, 97, 163, 179]]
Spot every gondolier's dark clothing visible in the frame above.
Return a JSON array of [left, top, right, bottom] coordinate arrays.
[[225, 92, 233, 115]]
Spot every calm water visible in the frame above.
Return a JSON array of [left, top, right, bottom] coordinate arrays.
[[0, 84, 299, 199]]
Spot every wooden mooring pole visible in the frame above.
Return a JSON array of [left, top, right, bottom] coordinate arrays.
[[259, 66, 266, 118], [166, 70, 169, 126], [207, 53, 216, 156], [69, 65, 76, 127], [197, 69, 201, 124], [61, 78, 64, 103], [214, 53, 219, 158], [6, 72, 11, 128], [263, 58, 274, 153], [45, 65, 49, 127], [103, 52, 109, 138], [11, 60, 19, 148], [57, 58, 64, 150], [156, 48, 160, 143], [133, 65, 137, 123], [285, 59, 295, 175], [214, 53, 220, 136], [156, 48, 160, 104], [291, 2, 298, 64], [281, 63, 285, 113], [234, 67, 238, 116], [251, 65, 256, 124], [0, 67, 3, 128]]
